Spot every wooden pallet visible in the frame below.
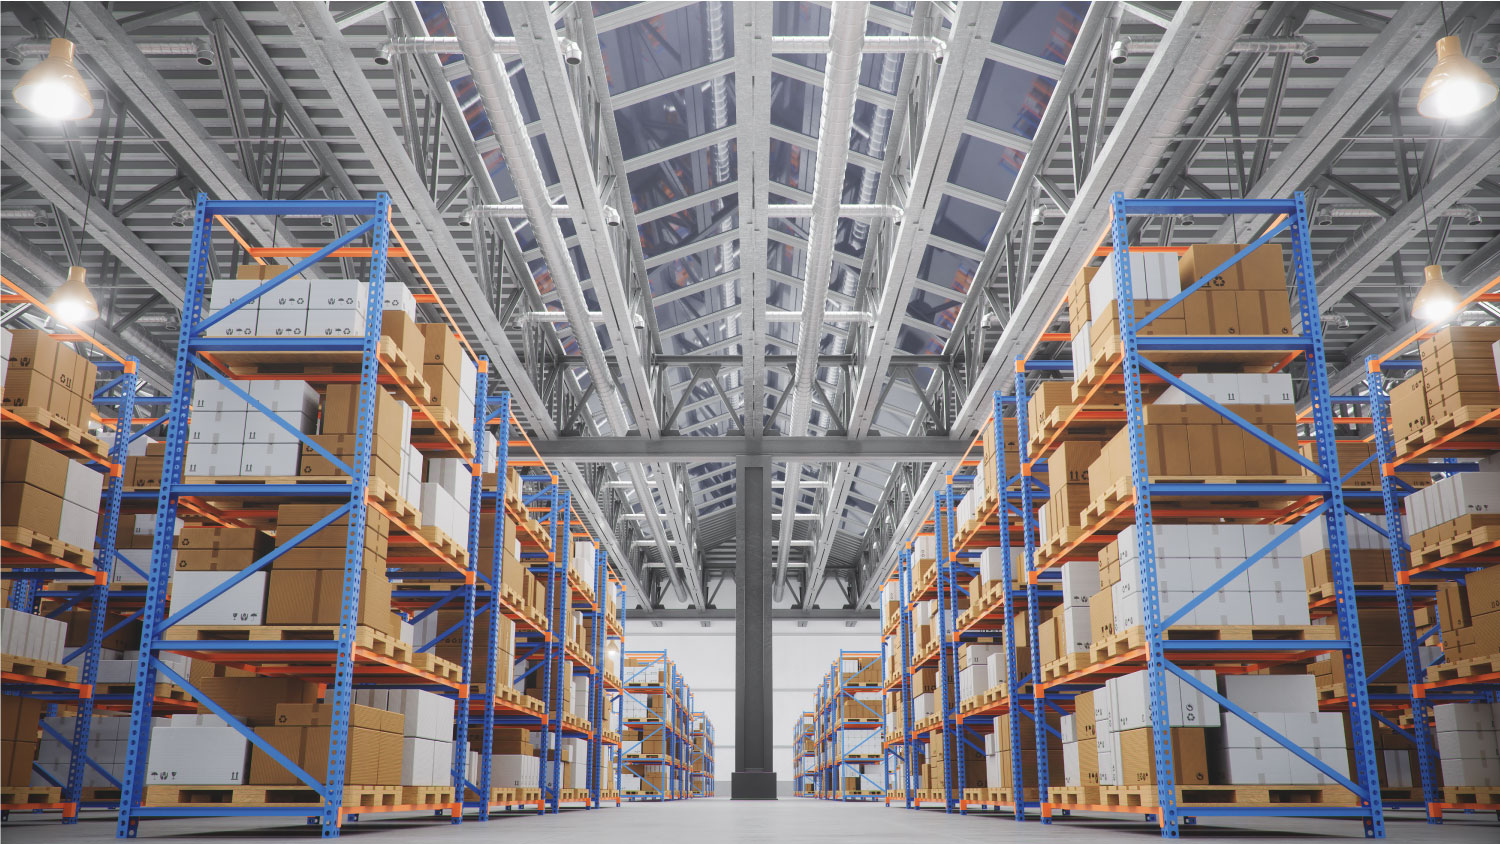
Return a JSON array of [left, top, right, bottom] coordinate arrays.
[[1411, 524, 1500, 567], [1378, 787, 1424, 803], [2, 405, 108, 454], [1041, 651, 1092, 681], [1082, 475, 1303, 523], [367, 475, 421, 528], [476, 684, 547, 715], [1088, 624, 1328, 664], [206, 337, 429, 402], [1099, 783, 1357, 807], [1306, 581, 1398, 603], [0, 652, 79, 683], [1, 786, 63, 805], [172, 624, 413, 662], [142, 784, 401, 807], [1315, 681, 1409, 702], [413, 524, 468, 566], [1426, 653, 1500, 684], [410, 405, 476, 457], [96, 682, 191, 702], [407, 650, 462, 682], [1437, 786, 1500, 804], [0, 525, 95, 569], [1049, 786, 1100, 806], [1397, 404, 1500, 457], [1037, 526, 1092, 564], [399, 785, 455, 805], [1029, 404, 1125, 452]]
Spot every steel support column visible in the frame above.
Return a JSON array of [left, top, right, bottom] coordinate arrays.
[[732, 456, 776, 799]]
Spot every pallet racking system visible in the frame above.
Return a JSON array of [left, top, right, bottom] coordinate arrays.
[[1021, 194, 1385, 837], [1, 280, 136, 822], [689, 711, 714, 797], [1364, 273, 1500, 822], [805, 651, 884, 800], [619, 651, 711, 801], [794, 711, 816, 796], [111, 195, 486, 838], [882, 549, 918, 807]]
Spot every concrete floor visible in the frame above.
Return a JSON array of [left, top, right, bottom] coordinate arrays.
[[3, 799, 1494, 842]]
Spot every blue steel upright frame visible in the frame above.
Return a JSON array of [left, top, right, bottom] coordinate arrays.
[[1026, 194, 1384, 838], [114, 195, 470, 839]]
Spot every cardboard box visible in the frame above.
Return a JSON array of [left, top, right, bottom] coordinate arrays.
[[168, 570, 267, 625], [2, 439, 71, 498], [145, 725, 250, 784], [320, 384, 407, 448], [418, 323, 463, 378], [264, 566, 394, 633], [1118, 726, 1209, 785], [0, 482, 64, 537]]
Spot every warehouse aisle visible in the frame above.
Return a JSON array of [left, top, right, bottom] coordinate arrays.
[[4, 800, 1496, 843]]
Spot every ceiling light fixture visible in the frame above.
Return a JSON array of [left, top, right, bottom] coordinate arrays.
[[12, 38, 94, 120], [48, 265, 99, 324], [1418, 35, 1497, 119], [1413, 264, 1460, 323]]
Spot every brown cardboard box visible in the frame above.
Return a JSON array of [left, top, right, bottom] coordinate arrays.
[[1, 482, 63, 536], [1067, 267, 1097, 330], [1178, 244, 1285, 292], [175, 527, 274, 570], [320, 384, 407, 447], [237, 263, 283, 281], [1388, 376, 1430, 439], [126, 455, 164, 488], [274, 504, 389, 551], [274, 702, 403, 733], [1078, 737, 1099, 786], [191, 676, 318, 726], [1466, 565, 1500, 618], [1074, 691, 1096, 740], [2, 369, 52, 410], [423, 366, 463, 417], [1089, 588, 1114, 642], [2, 695, 45, 742], [2, 439, 71, 497], [380, 311, 426, 371], [1028, 381, 1075, 441], [250, 723, 398, 785], [418, 323, 463, 378], [6, 329, 59, 375], [297, 434, 401, 488], [264, 565, 395, 634], [1303, 549, 1393, 587], [1, 738, 39, 786], [1118, 726, 1208, 785]]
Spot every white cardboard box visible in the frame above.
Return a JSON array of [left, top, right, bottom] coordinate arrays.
[[168, 570, 266, 625], [1109, 668, 1219, 729], [253, 309, 307, 338], [259, 278, 310, 310], [57, 500, 98, 549], [1220, 674, 1319, 714], [1224, 746, 1294, 785], [305, 309, 367, 338], [1089, 252, 1181, 321], [239, 443, 301, 477], [146, 726, 249, 784], [63, 460, 105, 507]]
